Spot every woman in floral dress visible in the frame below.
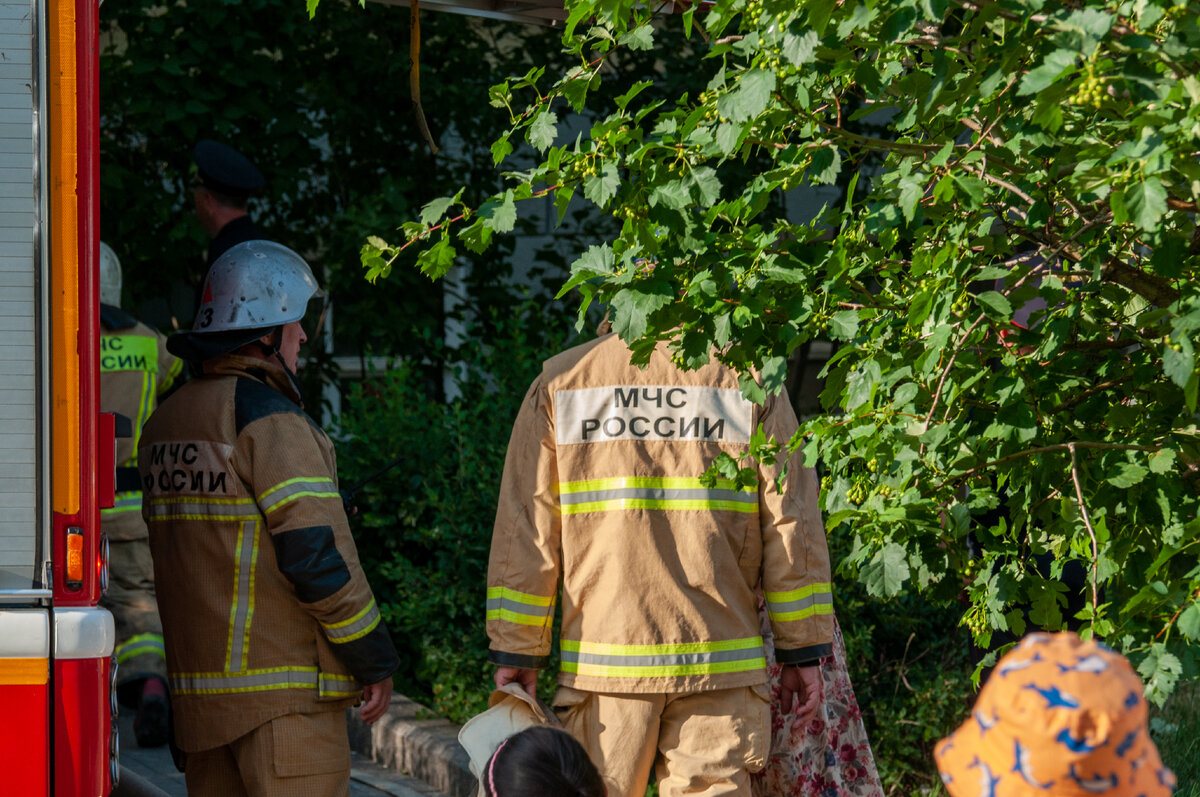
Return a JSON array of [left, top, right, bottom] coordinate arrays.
[[751, 605, 884, 797]]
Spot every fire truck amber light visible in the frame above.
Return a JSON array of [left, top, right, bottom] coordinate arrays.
[[66, 528, 84, 587]]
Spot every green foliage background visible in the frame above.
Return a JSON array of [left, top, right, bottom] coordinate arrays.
[[368, 0, 1200, 708]]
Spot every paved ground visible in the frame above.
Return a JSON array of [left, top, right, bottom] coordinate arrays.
[[116, 709, 447, 796]]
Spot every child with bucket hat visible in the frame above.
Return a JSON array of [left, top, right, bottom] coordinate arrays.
[[459, 683, 606, 797], [935, 631, 1176, 796]]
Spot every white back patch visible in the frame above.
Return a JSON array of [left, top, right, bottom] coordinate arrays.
[[555, 385, 753, 446]]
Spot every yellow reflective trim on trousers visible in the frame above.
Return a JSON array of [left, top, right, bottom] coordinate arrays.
[[562, 499, 757, 515], [486, 586, 554, 607], [558, 476, 752, 494], [116, 632, 165, 664], [763, 583, 833, 603], [487, 608, 551, 627], [560, 658, 767, 678]]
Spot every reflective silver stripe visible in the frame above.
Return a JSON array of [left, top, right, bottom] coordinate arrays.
[[258, 477, 339, 514], [226, 520, 259, 671], [766, 590, 834, 618], [146, 498, 259, 520], [561, 645, 765, 669], [323, 601, 380, 644], [559, 487, 757, 506], [486, 594, 554, 619], [171, 668, 319, 695], [319, 673, 360, 697]]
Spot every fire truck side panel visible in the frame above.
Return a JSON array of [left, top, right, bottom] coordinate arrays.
[[55, 608, 115, 797], [0, 610, 51, 797]]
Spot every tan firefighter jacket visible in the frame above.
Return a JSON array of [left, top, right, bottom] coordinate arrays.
[[100, 305, 182, 541], [138, 353, 398, 752], [487, 334, 834, 695]]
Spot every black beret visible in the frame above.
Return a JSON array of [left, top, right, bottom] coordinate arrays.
[[193, 139, 265, 197]]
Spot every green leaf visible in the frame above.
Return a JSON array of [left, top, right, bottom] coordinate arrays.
[[1148, 449, 1176, 475], [584, 163, 620, 207], [610, 286, 672, 340], [416, 238, 457, 280], [1123, 178, 1168, 232], [1162, 338, 1194, 388], [618, 24, 654, 51], [615, 80, 653, 111], [862, 542, 910, 598], [1107, 462, 1148, 489], [829, 310, 859, 340], [490, 136, 513, 166], [690, 167, 722, 206], [762, 356, 787, 395], [1137, 644, 1182, 706], [898, 175, 923, 223], [716, 69, 776, 123], [419, 196, 455, 226], [528, 109, 558, 152], [781, 31, 819, 66], [481, 191, 517, 234], [975, 291, 1013, 320], [1018, 49, 1078, 96], [808, 147, 842, 185], [1179, 604, 1200, 641], [738, 370, 766, 404], [306, 0, 320, 19]]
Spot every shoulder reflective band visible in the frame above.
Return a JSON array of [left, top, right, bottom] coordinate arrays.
[[558, 477, 758, 515], [486, 586, 554, 627], [145, 496, 258, 522], [322, 599, 381, 644], [318, 672, 361, 698], [115, 633, 165, 665], [258, 477, 340, 515], [171, 666, 321, 695], [764, 583, 834, 622], [100, 334, 158, 373], [560, 637, 766, 678]]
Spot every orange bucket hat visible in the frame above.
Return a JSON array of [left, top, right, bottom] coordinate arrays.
[[935, 632, 1176, 796]]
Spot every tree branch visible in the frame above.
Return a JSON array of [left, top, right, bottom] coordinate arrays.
[[1067, 442, 1100, 610]]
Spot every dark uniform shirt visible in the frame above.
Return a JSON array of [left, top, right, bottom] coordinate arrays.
[[207, 215, 266, 267]]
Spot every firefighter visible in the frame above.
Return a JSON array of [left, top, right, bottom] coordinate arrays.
[[138, 240, 398, 796], [486, 330, 835, 797], [98, 240, 183, 748], [192, 139, 267, 267]]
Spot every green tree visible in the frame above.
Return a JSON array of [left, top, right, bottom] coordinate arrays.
[[364, 0, 1200, 699]]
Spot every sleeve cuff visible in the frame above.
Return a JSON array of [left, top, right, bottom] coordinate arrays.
[[775, 642, 833, 666], [488, 649, 550, 669]]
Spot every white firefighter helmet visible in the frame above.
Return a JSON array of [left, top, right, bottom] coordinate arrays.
[[99, 241, 121, 307], [193, 240, 322, 333]]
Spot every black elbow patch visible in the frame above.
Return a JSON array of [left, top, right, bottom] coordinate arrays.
[[272, 525, 351, 603]]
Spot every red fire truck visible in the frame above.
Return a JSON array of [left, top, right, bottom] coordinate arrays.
[[0, 0, 117, 793]]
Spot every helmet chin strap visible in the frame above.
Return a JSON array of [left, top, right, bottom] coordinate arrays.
[[258, 326, 306, 407]]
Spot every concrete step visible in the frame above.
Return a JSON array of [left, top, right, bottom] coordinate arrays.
[[346, 695, 476, 797]]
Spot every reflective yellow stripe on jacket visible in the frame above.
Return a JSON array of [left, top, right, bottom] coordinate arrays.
[[560, 636, 766, 678], [764, 583, 835, 623], [322, 598, 381, 644], [486, 586, 554, 627], [171, 667, 361, 698], [558, 477, 758, 515], [258, 477, 339, 515]]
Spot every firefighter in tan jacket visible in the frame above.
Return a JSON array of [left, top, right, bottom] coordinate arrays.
[[487, 332, 835, 797], [98, 242, 184, 748], [138, 241, 398, 796]]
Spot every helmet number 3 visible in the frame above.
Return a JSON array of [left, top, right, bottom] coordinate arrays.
[[197, 307, 214, 328]]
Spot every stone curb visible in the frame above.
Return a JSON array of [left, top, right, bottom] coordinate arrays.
[[346, 695, 477, 797]]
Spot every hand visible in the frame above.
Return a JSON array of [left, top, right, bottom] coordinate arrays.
[[779, 664, 823, 731], [359, 677, 394, 724], [494, 666, 538, 699]]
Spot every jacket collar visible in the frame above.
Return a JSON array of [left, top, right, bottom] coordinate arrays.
[[201, 353, 302, 405]]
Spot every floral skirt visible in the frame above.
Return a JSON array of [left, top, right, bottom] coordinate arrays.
[[750, 613, 884, 797]]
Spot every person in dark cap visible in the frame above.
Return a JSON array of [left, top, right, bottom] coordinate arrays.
[[192, 139, 267, 267]]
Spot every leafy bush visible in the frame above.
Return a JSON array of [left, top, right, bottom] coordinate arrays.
[[335, 304, 581, 721]]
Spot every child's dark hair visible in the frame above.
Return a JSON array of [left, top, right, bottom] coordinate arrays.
[[483, 726, 605, 797]]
